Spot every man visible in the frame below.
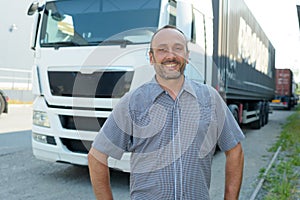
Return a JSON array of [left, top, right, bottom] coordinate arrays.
[[88, 25, 244, 200]]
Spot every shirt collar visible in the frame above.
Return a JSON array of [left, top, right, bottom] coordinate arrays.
[[149, 76, 197, 102]]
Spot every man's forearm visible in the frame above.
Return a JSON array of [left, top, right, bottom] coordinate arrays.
[[88, 148, 113, 200], [224, 143, 244, 200]]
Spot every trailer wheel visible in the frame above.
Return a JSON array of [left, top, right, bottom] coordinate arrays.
[[228, 104, 239, 124], [287, 102, 292, 110], [261, 104, 266, 127], [265, 113, 269, 125], [264, 103, 269, 125], [251, 103, 263, 129], [0, 95, 5, 115], [232, 109, 239, 123], [251, 116, 261, 129]]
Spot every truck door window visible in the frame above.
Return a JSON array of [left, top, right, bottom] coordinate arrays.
[[191, 8, 206, 49], [168, 1, 177, 26], [185, 8, 206, 84]]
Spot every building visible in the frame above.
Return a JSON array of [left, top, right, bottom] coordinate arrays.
[[0, 0, 34, 102]]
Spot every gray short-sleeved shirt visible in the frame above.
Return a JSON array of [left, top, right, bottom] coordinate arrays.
[[92, 77, 244, 200]]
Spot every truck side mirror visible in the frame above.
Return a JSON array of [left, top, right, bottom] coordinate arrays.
[[27, 2, 44, 50], [27, 2, 44, 16]]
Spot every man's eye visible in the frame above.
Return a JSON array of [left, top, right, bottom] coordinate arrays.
[[175, 47, 183, 51], [158, 48, 167, 52]]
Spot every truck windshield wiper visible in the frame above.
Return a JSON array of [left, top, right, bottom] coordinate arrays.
[[42, 39, 135, 48], [99, 39, 133, 47], [42, 41, 81, 49]]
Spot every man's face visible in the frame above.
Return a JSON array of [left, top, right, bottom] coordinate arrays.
[[149, 28, 189, 80]]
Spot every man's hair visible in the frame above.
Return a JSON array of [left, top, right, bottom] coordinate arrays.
[[149, 25, 189, 53]]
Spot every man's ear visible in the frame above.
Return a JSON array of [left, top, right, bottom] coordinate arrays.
[[186, 51, 190, 64], [149, 51, 154, 65]]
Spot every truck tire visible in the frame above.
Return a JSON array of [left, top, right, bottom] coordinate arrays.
[[251, 116, 261, 129], [0, 95, 4, 115], [264, 103, 269, 125], [232, 109, 239, 124], [228, 104, 239, 124], [261, 104, 266, 127], [251, 102, 263, 129], [265, 113, 269, 125], [287, 102, 292, 110]]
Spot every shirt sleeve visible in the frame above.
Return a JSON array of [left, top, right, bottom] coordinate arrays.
[[92, 93, 133, 160], [210, 87, 245, 152]]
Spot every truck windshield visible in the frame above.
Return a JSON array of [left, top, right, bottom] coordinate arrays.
[[40, 0, 161, 48]]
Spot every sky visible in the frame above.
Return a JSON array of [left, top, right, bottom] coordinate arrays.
[[244, 0, 300, 83]]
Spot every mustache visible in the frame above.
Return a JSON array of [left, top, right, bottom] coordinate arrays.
[[161, 60, 180, 65]]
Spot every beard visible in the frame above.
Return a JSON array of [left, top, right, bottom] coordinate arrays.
[[152, 58, 187, 80]]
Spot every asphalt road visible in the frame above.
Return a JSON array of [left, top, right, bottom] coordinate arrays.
[[0, 105, 295, 199], [210, 108, 294, 199]]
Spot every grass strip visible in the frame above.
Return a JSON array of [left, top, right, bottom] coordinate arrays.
[[259, 105, 300, 200]]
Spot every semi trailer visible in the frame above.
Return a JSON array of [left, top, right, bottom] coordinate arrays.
[[212, 0, 275, 129], [27, 0, 275, 171], [271, 68, 298, 110]]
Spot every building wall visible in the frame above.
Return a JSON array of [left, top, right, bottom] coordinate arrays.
[[0, 0, 34, 102]]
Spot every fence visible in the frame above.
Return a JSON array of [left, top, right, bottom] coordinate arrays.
[[0, 67, 34, 102]]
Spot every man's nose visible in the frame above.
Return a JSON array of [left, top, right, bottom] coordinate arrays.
[[164, 49, 177, 58]]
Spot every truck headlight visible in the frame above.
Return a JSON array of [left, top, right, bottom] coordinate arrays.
[[33, 111, 50, 127]]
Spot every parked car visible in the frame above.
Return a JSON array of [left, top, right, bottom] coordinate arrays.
[[0, 90, 8, 115]]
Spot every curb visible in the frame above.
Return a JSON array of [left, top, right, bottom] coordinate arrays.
[[249, 146, 282, 200], [8, 104, 32, 108]]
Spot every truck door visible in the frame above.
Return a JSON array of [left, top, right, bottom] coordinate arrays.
[[177, 2, 207, 84]]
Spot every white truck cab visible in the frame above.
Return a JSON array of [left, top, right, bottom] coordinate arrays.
[[28, 0, 213, 172]]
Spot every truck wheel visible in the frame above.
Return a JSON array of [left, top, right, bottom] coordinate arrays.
[[287, 102, 291, 110], [0, 95, 4, 115], [232, 109, 239, 124], [261, 106, 266, 127], [251, 107, 263, 129], [251, 116, 262, 129], [265, 114, 269, 125], [264, 103, 269, 125], [228, 104, 239, 124]]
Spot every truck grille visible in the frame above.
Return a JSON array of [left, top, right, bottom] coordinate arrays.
[[48, 71, 134, 98], [60, 138, 92, 154], [59, 115, 106, 132]]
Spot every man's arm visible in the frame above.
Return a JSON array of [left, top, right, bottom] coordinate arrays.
[[88, 147, 113, 200], [224, 142, 244, 200]]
